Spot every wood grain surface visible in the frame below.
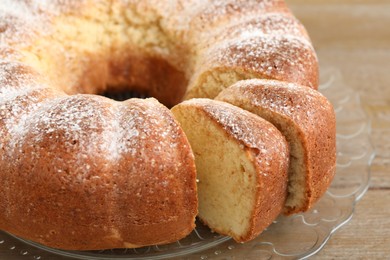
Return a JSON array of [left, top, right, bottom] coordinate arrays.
[[1, 1, 389, 259], [289, 1, 390, 259]]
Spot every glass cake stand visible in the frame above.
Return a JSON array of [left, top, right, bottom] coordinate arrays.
[[0, 67, 374, 260]]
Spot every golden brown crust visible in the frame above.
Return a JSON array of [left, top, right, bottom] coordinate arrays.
[[216, 79, 336, 214], [1, 95, 197, 250], [0, 0, 324, 250], [184, 0, 318, 99]]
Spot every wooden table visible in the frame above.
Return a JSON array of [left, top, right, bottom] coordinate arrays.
[[1, 1, 389, 259], [289, 0, 390, 258]]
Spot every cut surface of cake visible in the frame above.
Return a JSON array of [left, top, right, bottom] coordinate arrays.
[[216, 79, 336, 214], [172, 98, 289, 242]]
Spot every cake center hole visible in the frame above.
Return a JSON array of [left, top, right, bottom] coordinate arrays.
[[102, 89, 150, 101], [95, 54, 187, 108]]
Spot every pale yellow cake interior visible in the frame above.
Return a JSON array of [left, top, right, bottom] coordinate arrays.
[[172, 105, 258, 239], [217, 97, 307, 212]]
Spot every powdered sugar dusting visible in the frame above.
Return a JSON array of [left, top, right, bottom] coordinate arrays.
[[116, 98, 182, 158], [194, 0, 276, 23], [219, 79, 333, 133], [193, 11, 309, 54], [183, 98, 289, 171], [223, 12, 308, 42], [5, 95, 118, 166], [245, 80, 329, 123], [0, 62, 44, 98], [0, 61, 57, 161], [0, 0, 88, 44], [1, 88, 54, 139], [214, 33, 313, 73], [196, 99, 286, 155], [147, 0, 277, 37], [0, 0, 50, 48]]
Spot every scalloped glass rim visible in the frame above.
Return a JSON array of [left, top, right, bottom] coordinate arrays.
[[0, 66, 374, 260]]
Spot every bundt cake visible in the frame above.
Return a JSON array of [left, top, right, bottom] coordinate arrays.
[[216, 79, 337, 214], [172, 99, 289, 242], [0, 0, 334, 252], [0, 64, 198, 250]]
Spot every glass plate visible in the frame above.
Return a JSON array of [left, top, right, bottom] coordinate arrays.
[[0, 67, 374, 260]]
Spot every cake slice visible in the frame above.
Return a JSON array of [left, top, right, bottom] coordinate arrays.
[[171, 98, 289, 242], [216, 79, 336, 214]]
